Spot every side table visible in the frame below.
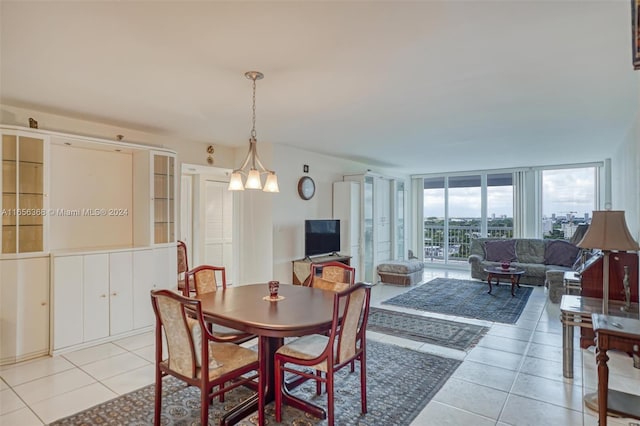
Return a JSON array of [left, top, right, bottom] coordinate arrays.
[[563, 271, 581, 295], [589, 314, 640, 426], [559, 295, 638, 378]]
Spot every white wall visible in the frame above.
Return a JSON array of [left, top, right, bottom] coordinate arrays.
[[268, 143, 407, 284], [49, 143, 133, 249], [611, 111, 640, 241]]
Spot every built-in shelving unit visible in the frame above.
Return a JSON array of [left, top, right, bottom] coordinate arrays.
[[0, 125, 178, 364]]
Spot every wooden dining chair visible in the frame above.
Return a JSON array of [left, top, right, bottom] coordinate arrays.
[[274, 282, 371, 426], [186, 265, 256, 345], [188, 264, 228, 295], [308, 261, 355, 291], [150, 289, 263, 426], [177, 241, 192, 296]]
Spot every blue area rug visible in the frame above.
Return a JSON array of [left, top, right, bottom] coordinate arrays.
[[382, 278, 533, 324]]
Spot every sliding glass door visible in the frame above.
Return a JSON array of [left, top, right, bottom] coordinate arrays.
[[422, 173, 513, 266]]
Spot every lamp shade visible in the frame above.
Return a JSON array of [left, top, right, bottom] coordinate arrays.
[[577, 210, 639, 251], [263, 172, 279, 193], [245, 169, 262, 189], [228, 172, 244, 191]]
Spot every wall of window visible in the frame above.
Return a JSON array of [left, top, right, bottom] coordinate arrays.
[[422, 173, 513, 266], [415, 163, 601, 268], [540, 166, 597, 240]]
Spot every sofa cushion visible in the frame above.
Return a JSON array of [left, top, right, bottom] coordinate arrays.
[[544, 240, 580, 268], [515, 239, 545, 264], [484, 240, 517, 262]]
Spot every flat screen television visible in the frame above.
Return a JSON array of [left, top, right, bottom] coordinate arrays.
[[305, 219, 340, 257]]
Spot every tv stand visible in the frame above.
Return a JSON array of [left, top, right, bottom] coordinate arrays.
[[292, 254, 352, 285]]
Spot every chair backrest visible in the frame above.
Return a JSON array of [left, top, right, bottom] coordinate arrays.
[[328, 283, 371, 365], [177, 241, 189, 273], [150, 289, 200, 378], [187, 265, 227, 295], [309, 262, 355, 291], [177, 241, 189, 295]]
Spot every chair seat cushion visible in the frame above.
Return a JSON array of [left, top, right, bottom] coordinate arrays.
[[211, 323, 247, 337], [276, 334, 330, 372]]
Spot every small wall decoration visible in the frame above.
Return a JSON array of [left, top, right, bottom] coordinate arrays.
[[634, 0, 640, 70], [207, 145, 214, 165], [28, 118, 38, 129]]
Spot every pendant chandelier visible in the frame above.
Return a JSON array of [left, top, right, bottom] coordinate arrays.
[[228, 71, 279, 192]]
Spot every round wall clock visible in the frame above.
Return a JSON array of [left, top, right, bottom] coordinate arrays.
[[297, 176, 316, 200]]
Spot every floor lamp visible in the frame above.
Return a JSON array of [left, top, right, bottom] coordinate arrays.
[[576, 210, 639, 313], [577, 210, 639, 416]]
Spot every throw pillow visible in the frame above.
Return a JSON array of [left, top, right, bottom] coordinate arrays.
[[484, 240, 517, 262], [544, 240, 581, 267]]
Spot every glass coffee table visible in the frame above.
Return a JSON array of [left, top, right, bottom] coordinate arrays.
[[483, 266, 525, 297]]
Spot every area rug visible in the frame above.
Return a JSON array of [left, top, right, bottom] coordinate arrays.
[[382, 278, 533, 324], [51, 340, 459, 426], [367, 307, 488, 350]]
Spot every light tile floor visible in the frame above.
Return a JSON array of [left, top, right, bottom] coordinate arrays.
[[1, 268, 639, 425]]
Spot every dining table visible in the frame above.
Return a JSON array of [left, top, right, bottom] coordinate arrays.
[[195, 283, 337, 426]]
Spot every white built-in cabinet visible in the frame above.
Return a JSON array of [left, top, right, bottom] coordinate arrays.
[[336, 173, 406, 283], [0, 256, 49, 364], [52, 246, 175, 352], [0, 125, 178, 363], [332, 181, 362, 282]]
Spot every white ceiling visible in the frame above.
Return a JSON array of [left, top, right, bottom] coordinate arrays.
[[1, 1, 638, 175]]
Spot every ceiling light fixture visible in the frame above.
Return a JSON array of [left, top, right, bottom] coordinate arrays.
[[228, 71, 279, 192]]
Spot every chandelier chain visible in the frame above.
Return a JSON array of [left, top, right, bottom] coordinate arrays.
[[251, 77, 257, 140]]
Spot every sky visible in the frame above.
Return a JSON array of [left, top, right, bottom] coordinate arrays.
[[423, 168, 596, 219]]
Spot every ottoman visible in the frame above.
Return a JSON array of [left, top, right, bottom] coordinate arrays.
[[377, 260, 424, 286]]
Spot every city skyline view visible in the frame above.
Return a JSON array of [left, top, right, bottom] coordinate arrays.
[[423, 167, 596, 220]]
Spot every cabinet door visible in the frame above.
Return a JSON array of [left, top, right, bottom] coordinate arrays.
[[83, 254, 109, 342], [152, 153, 176, 244], [154, 246, 177, 290], [109, 251, 133, 335], [53, 255, 83, 350], [0, 260, 18, 363], [1, 133, 46, 254], [16, 257, 49, 359], [375, 177, 392, 263], [332, 181, 362, 282], [133, 249, 155, 329]]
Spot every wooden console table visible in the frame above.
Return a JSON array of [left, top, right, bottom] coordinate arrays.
[[559, 295, 638, 379], [589, 314, 640, 426], [291, 254, 351, 286]]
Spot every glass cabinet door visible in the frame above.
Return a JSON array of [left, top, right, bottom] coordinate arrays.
[[395, 181, 405, 259], [363, 175, 374, 282], [153, 153, 175, 244], [2, 134, 44, 253]]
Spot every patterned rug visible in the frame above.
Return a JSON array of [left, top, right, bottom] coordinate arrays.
[[51, 340, 460, 426], [382, 278, 533, 324], [367, 307, 488, 350]]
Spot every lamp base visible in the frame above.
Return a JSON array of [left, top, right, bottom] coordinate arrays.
[[584, 391, 635, 418]]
